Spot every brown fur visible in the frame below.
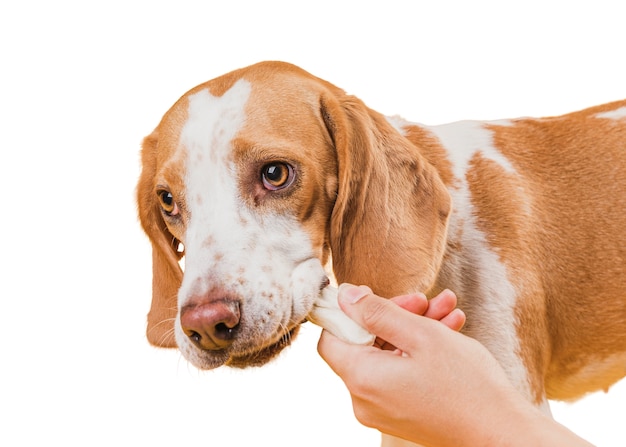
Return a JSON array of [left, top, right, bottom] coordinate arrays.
[[137, 131, 183, 347], [486, 107, 626, 399]]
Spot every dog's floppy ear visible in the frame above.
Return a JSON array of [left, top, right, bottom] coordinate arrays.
[[137, 131, 182, 348], [321, 93, 451, 297]]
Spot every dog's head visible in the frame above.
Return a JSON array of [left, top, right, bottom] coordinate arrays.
[[137, 61, 450, 369]]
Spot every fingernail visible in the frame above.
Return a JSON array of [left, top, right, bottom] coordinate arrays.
[[338, 283, 372, 304], [415, 291, 427, 300]]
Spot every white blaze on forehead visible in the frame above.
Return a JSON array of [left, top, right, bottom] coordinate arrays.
[[179, 80, 252, 277], [596, 106, 626, 120], [175, 78, 325, 325], [182, 79, 251, 166]]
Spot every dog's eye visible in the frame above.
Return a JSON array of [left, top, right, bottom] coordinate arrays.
[[157, 190, 179, 216], [261, 163, 295, 190]]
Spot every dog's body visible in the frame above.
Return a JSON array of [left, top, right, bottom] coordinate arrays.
[[138, 61, 626, 446]]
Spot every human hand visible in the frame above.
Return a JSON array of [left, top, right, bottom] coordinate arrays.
[[369, 287, 465, 351], [308, 285, 464, 347], [317, 284, 592, 447]]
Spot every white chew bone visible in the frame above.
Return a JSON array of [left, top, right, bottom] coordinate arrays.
[[307, 286, 376, 345]]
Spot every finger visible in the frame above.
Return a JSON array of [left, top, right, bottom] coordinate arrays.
[[439, 308, 466, 331], [380, 293, 427, 350], [424, 289, 458, 321], [389, 292, 429, 315], [337, 284, 432, 352]]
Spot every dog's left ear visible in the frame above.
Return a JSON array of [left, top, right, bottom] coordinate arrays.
[[320, 92, 451, 297], [137, 131, 182, 348]]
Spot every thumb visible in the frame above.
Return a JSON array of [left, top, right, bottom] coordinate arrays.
[[337, 283, 431, 353]]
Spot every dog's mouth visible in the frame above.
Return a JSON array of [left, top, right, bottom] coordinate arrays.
[[178, 269, 330, 370], [224, 323, 302, 368], [178, 317, 306, 370]]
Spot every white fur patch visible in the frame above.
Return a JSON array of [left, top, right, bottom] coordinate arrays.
[[436, 121, 533, 397], [595, 106, 626, 120], [181, 80, 251, 265], [388, 117, 533, 398], [385, 115, 409, 133], [446, 187, 532, 398], [387, 115, 517, 177], [429, 120, 516, 178]]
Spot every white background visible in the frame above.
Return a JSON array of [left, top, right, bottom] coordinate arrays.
[[1, 1, 625, 446]]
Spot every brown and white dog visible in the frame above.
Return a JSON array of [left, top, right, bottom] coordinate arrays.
[[137, 61, 626, 446]]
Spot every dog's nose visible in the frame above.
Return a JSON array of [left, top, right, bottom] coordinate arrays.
[[180, 299, 240, 350]]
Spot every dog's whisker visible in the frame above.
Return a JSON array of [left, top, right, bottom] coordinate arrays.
[[146, 316, 177, 347]]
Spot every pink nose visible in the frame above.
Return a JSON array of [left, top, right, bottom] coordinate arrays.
[[180, 299, 240, 350]]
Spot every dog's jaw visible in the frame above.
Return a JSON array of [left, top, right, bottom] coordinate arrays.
[[174, 258, 331, 370]]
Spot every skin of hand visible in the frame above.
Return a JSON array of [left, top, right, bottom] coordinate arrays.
[[317, 284, 593, 447]]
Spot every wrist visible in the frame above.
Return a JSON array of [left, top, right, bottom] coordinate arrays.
[[480, 401, 594, 447]]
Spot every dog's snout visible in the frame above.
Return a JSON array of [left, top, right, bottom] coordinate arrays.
[[180, 299, 240, 350]]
